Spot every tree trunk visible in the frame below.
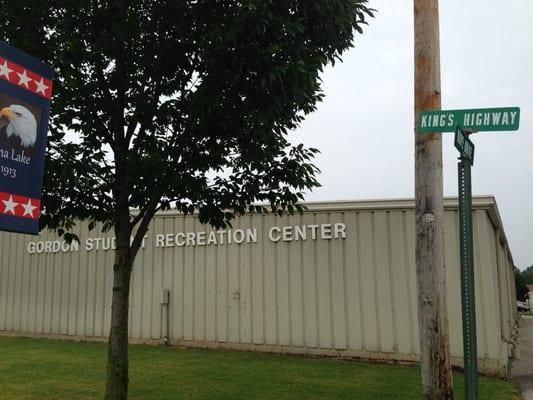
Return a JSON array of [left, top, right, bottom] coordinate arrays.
[[414, 0, 454, 399], [104, 232, 133, 400]]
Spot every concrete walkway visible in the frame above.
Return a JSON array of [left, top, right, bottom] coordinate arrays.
[[511, 315, 533, 400]]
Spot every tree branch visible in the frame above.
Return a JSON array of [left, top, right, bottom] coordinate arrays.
[[130, 194, 160, 258]]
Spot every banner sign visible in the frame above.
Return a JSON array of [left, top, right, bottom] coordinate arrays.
[[0, 42, 53, 234]]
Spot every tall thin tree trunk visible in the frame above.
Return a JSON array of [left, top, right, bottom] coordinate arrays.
[[104, 232, 133, 400], [414, 0, 454, 398]]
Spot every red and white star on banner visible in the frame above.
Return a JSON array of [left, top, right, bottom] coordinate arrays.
[[0, 56, 53, 100], [0, 192, 40, 220]]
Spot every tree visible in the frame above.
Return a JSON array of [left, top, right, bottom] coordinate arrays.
[[515, 268, 529, 302], [0, 1, 374, 398], [520, 265, 533, 285]]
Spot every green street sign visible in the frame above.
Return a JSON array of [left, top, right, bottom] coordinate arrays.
[[419, 107, 520, 133], [455, 128, 475, 163]]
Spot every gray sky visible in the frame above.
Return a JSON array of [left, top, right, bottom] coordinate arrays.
[[292, 1, 532, 269]]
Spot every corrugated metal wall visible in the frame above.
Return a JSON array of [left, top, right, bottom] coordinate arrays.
[[0, 197, 517, 375]]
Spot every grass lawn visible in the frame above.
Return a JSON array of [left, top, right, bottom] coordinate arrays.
[[0, 336, 521, 400]]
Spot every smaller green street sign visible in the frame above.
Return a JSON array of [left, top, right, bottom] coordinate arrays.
[[455, 128, 475, 163], [419, 107, 520, 133]]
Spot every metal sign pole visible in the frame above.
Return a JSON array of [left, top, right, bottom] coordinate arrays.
[[457, 129, 478, 400]]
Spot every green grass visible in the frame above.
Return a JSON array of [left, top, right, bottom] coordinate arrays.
[[0, 336, 521, 400]]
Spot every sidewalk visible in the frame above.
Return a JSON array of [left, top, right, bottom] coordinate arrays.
[[511, 314, 533, 400]]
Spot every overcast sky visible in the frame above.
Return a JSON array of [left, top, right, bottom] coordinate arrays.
[[292, 0, 532, 269]]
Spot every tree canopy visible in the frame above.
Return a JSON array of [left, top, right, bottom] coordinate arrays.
[[0, 1, 374, 398], [1, 1, 373, 245], [520, 265, 533, 285], [515, 268, 529, 301]]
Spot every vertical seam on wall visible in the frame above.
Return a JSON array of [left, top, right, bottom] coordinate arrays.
[[486, 225, 502, 341], [74, 225, 82, 336], [342, 212, 349, 350], [24, 236, 30, 331], [181, 218, 186, 340], [49, 235, 55, 334], [261, 215, 266, 344], [91, 235, 96, 336], [158, 220, 163, 339], [1, 234, 8, 329], [53, 239, 58, 334], [27, 236, 33, 331], [274, 217, 279, 346], [203, 223, 207, 342], [13, 234, 19, 331], [300, 212, 306, 347], [65, 235, 71, 335], [5, 233, 11, 329], [225, 232, 229, 342], [7, 234, 15, 330], [163, 219, 168, 340], [16, 234, 23, 331], [23, 236, 30, 331], [213, 227, 218, 342], [93, 225, 100, 337], [33, 234, 42, 332], [356, 212, 365, 349], [402, 211, 415, 354], [249, 215, 253, 344], [17, 235, 24, 331], [287, 214, 292, 346], [193, 218, 197, 341], [473, 210, 487, 358], [4, 234, 12, 330], [11, 235, 18, 330], [313, 212, 320, 348], [171, 218, 176, 340], [83, 233, 90, 337], [387, 211, 398, 352], [0, 233, 5, 330], [102, 232, 108, 337], [12, 234, 18, 330], [41, 237, 47, 333], [371, 212, 381, 352], [34, 238, 39, 332], [495, 233, 512, 339], [494, 230, 506, 339], [38, 241, 44, 332], [327, 212, 335, 349], [150, 222, 156, 339], [237, 219, 242, 343], [29, 236, 36, 331], [28, 236, 34, 331]]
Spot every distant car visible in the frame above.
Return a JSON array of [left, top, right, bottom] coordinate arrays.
[[517, 301, 530, 312]]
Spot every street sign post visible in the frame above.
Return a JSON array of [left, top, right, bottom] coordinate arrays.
[[419, 107, 520, 133], [418, 107, 521, 400], [456, 127, 478, 400], [0, 42, 54, 234]]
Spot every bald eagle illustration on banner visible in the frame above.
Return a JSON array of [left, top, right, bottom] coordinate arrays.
[[1, 104, 38, 148], [0, 41, 53, 234], [0, 96, 41, 156]]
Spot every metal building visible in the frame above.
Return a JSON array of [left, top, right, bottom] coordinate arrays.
[[0, 196, 518, 375]]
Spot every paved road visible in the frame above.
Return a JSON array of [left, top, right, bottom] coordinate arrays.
[[511, 315, 533, 400]]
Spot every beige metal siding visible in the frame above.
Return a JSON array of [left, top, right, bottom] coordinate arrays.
[[0, 197, 517, 375]]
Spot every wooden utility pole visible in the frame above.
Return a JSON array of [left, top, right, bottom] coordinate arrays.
[[414, 1, 454, 399]]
